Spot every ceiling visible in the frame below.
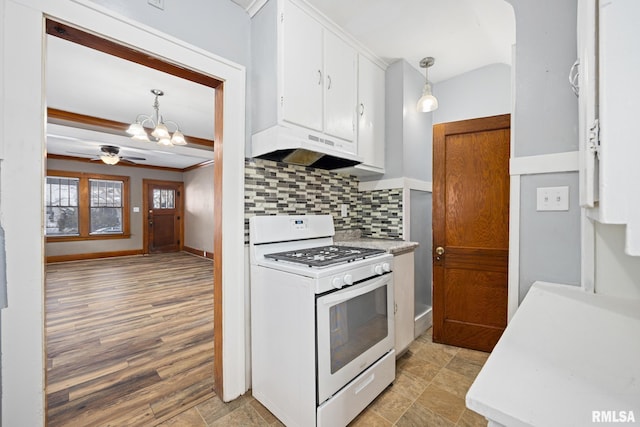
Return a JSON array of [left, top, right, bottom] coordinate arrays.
[[46, 0, 515, 169], [46, 34, 215, 169], [235, 0, 515, 82]]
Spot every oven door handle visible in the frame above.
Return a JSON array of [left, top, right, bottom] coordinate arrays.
[[319, 275, 390, 306]]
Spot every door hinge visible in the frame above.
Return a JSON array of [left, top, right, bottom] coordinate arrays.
[[280, 12, 284, 23], [588, 119, 600, 156], [280, 96, 284, 107]]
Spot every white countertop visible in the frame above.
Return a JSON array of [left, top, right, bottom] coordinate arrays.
[[466, 281, 640, 427]]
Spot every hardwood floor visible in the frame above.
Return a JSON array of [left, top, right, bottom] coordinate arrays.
[[45, 252, 215, 426]]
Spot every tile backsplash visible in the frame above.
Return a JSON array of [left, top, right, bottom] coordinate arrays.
[[244, 158, 403, 243]]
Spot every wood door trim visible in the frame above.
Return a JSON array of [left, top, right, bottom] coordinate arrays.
[[45, 18, 225, 398], [142, 179, 185, 255]]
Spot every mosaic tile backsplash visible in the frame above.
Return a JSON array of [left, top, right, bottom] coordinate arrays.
[[244, 158, 403, 243]]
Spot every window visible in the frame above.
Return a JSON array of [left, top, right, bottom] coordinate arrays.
[[153, 188, 175, 209], [46, 170, 130, 241], [45, 177, 79, 236]]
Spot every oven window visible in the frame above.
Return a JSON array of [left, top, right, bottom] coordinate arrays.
[[329, 285, 388, 374]]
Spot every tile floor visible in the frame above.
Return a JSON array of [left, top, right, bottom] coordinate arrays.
[[159, 329, 489, 426]]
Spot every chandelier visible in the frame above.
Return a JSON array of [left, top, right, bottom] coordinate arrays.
[[126, 89, 187, 146]]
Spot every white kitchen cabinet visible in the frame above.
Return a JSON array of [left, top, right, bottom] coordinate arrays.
[[578, 0, 640, 253], [281, 0, 323, 133], [394, 249, 415, 355], [256, 0, 356, 143], [323, 30, 356, 142], [357, 55, 385, 174], [336, 54, 386, 176]]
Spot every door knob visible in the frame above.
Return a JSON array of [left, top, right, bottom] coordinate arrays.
[[435, 247, 445, 256]]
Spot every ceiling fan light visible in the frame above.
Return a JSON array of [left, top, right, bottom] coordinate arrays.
[[126, 122, 146, 136], [157, 137, 173, 146], [151, 123, 170, 139], [100, 154, 120, 165], [170, 130, 187, 146]]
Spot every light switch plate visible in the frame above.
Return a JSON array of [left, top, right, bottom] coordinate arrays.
[[536, 186, 569, 211], [133, 207, 140, 213]]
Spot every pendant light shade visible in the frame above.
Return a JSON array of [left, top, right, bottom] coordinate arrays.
[[126, 89, 187, 147], [417, 57, 438, 113]]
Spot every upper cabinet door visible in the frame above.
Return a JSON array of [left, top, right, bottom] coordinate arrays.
[[281, 0, 323, 132], [357, 55, 385, 171], [323, 30, 356, 142]]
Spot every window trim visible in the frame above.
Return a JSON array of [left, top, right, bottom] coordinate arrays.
[[46, 170, 131, 242]]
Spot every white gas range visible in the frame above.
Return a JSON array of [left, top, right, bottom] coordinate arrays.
[[249, 215, 396, 427]]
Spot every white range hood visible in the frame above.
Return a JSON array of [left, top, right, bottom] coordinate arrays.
[[251, 125, 363, 170]]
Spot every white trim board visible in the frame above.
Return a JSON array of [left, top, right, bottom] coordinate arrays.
[[510, 151, 579, 176], [1, 1, 247, 424], [359, 177, 432, 192]]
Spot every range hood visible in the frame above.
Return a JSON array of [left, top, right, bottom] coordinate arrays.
[[251, 125, 362, 170]]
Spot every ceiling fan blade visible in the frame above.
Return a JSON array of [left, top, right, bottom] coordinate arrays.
[[122, 156, 146, 161]]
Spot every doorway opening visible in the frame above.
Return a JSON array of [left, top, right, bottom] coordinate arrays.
[[43, 18, 225, 422]]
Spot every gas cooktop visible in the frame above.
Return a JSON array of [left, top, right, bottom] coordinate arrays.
[[264, 245, 386, 268]]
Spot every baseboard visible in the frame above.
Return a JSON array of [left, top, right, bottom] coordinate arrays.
[[46, 249, 144, 263], [414, 307, 433, 339], [183, 246, 214, 259]]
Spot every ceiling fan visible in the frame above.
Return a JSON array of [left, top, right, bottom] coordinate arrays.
[[69, 145, 146, 165]]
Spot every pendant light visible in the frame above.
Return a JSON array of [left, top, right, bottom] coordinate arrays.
[[417, 57, 438, 112], [126, 89, 187, 146]]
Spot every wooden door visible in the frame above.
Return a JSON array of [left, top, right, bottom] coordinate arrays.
[[432, 114, 510, 352], [145, 180, 184, 254]]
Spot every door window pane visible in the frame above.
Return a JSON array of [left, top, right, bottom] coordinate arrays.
[[329, 285, 388, 373], [153, 188, 175, 209], [45, 177, 79, 236]]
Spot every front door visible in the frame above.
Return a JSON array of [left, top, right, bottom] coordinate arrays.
[[432, 114, 510, 352], [145, 180, 184, 254]]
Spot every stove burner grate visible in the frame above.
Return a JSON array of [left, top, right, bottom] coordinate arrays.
[[264, 245, 386, 267]]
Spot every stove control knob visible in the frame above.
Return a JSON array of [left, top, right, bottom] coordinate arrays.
[[332, 277, 343, 289], [343, 274, 353, 286], [374, 264, 384, 275], [382, 262, 391, 273]]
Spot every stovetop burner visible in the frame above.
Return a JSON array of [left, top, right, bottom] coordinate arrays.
[[264, 245, 386, 267]]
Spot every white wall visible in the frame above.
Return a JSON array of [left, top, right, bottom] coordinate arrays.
[[433, 63, 511, 125], [595, 224, 640, 299], [184, 164, 215, 254]]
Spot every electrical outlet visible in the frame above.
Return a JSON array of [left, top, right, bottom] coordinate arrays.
[[536, 186, 569, 211], [340, 204, 348, 217], [148, 0, 165, 10]]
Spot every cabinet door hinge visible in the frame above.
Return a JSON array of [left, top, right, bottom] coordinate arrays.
[[589, 119, 600, 156], [280, 96, 284, 107], [280, 12, 284, 23]]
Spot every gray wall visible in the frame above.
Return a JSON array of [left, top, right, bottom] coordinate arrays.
[[519, 172, 581, 302], [410, 190, 432, 314], [46, 159, 183, 256], [184, 164, 215, 254], [507, 0, 581, 299], [433, 63, 511, 125], [509, 0, 578, 157], [377, 59, 432, 183]]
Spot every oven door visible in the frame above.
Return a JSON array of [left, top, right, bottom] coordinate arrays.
[[316, 273, 394, 404]]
